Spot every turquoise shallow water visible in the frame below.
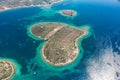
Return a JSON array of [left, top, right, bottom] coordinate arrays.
[[26, 21, 92, 80], [0, 0, 120, 80]]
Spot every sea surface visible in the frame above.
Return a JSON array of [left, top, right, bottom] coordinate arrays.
[[0, 0, 120, 80]]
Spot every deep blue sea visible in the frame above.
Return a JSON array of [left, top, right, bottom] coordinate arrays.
[[0, 0, 120, 80]]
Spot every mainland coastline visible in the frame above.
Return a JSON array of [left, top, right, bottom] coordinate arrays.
[[0, 0, 63, 12], [29, 22, 90, 66]]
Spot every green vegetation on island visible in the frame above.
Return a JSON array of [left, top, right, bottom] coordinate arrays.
[[29, 22, 90, 66]]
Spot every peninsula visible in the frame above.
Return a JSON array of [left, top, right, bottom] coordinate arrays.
[[0, 60, 15, 80], [29, 22, 89, 66], [59, 10, 77, 17], [0, 0, 62, 12]]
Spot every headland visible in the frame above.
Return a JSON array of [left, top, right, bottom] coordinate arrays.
[[29, 22, 89, 66]]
